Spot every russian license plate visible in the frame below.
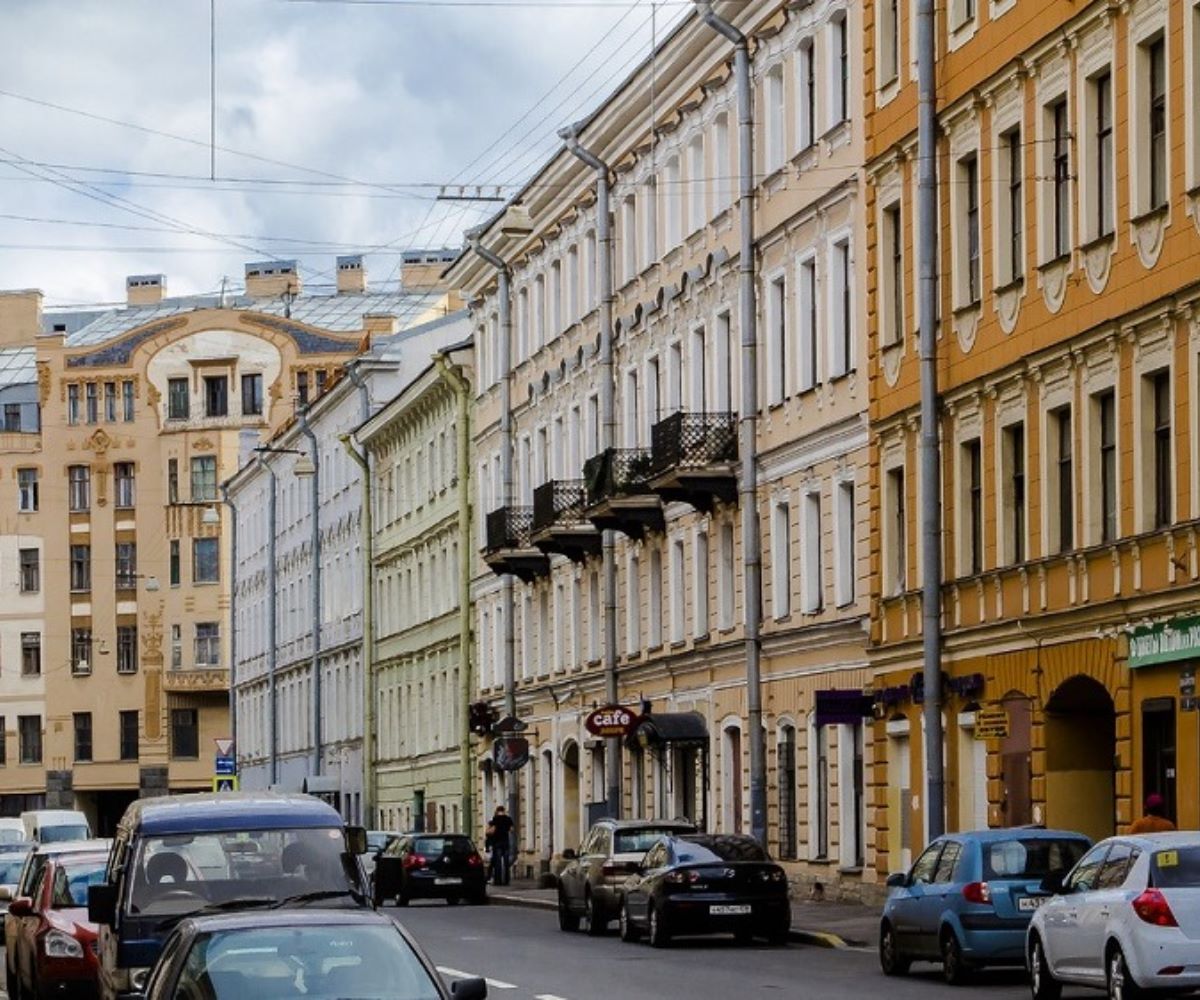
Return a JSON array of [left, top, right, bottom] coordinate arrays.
[[1017, 896, 1044, 912], [710, 904, 752, 916], [435, 877, 463, 886]]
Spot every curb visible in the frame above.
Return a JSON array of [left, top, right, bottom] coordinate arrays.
[[487, 892, 860, 949]]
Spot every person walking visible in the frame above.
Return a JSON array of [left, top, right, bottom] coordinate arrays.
[[1129, 793, 1176, 834], [486, 805, 515, 886]]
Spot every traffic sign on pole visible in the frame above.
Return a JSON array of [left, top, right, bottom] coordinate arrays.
[[212, 776, 239, 793], [214, 738, 235, 757], [214, 755, 236, 776]]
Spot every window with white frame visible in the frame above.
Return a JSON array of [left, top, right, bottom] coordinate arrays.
[[626, 555, 641, 654], [645, 357, 660, 440], [803, 491, 823, 612], [1089, 388, 1118, 544], [772, 500, 791, 619], [765, 64, 786, 173], [517, 287, 529, 361], [880, 202, 904, 345], [690, 326, 707, 411], [951, 0, 976, 31], [1087, 69, 1115, 240], [621, 195, 637, 283], [623, 369, 640, 448], [768, 272, 788, 405], [1145, 369, 1172, 530], [885, 465, 907, 595], [643, 176, 659, 265], [687, 133, 706, 233], [960, 437, 983, 574], [588, 570, 600, 662], [566, 245, 579, 322], [1045, 97, 1072, 260], [799, 255, 818, 388], [648, 546, 663, 648], [810, 720, 830, 858], [718, 521, 735, 629], [1001, 420, 1027, 564], [666, 342, 683, 415], [670, 538, 686, 643], [715, 310, 733, 411], [835, 480, 856, 606], [663, 158, 681, 249], [584, 231, 598, 309], [829, 239, 853, 376], [713, 112, 733, 209], [534, 274, 546, 350], [550, 260, 562, 335], [694, 530, 709, 637], [952, 150, 981, 307], [879, 0, 899, 84], [1143, 35, 1169, 212], [996, 127, 1024, 285], [1047, 406, 1074, 553], [798, 39, 816, 148], [831, 12, 849, 127]]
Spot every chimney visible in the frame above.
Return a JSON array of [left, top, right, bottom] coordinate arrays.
[[400, 248, 456, 292], [0, 290, 43, 348], [363, 313, 398, 341], [336, 255, 367, 294], [126, 273, 165, 306], [244, 260, 301, 299]]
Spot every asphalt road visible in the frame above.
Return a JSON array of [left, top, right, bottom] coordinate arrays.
[[386, 901, 1045, 1000]]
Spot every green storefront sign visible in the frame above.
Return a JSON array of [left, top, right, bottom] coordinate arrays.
[[1129, 616, 1200, 668]]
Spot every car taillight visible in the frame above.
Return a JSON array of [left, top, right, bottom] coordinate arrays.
[[403, 853, 427, 870], [1133, 889, 1178, 927], [962, 882, 991, 904], [758, 868, 787, 882], [467, 853, 483, 867], [665, 870, 699, 885]]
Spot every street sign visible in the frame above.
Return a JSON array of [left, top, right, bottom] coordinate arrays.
[[214, 755, 236, 776], [583, 705, 640, 738], [212, 776, 239, 793], [974, 706, 1009, 740], [214, 738, 235, 757]]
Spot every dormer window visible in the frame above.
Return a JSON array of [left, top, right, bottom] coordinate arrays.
[[168, 378, 189, 420], [204, 375, 228, 417]]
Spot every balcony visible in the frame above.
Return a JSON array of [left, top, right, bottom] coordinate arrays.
[[484, 507, 549, 582], [649, 411, 738, 513], [162, 666, 229, 694], [531, 480, 601, 562], [582, 448, 664, 541]]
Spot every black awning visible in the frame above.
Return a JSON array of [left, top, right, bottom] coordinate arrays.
[[628, 711, 709, 749]]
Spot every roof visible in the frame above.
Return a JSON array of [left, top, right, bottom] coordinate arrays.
[[943, 828, 1092, 842], [119, 792, 343, 836], [1121, 831, 1200, 849], [362, 308, 469, 363], [593, 818, 696, 831], [0, 347, 35, 389], [179, 908, 398, 935]]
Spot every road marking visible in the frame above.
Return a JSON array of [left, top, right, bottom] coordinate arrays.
[[536, 995, 571, 1000], [437, 967, 517, 990]]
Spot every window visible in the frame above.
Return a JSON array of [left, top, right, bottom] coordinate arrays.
[[241, 373, 263, 416], [119, 710, 139, 761], [1050, 408, 1073, 552], [122, 380, 135, 421], [170, 708, 199, 759], [768, 273, 788, 404], [85, 382, 98, 424], [648, 548, 663, 648], [315, 369, 327, 396], [171, 624, 182, 669], [1150, 371, 1172, 528], [113, 625, 139, 675], [170, 540, 181, 587], [879, 0, 899, 83], [297, 371, 309, 406], [962, 439, 983, 574], [625, 555, 641, 654], [115, 542, 137, 589], [70, 544, 91, 592], [1096, 390, 1118, 543], [799, 257, 818, 388], [953, 0, 976, 29], [114, 462, 135, 508], [167, 458, 179, 504], [832, 14, 848, 125], [803, 492, 823, 612], [836, 481, 856, 606], [670, 538, 686, 644], [204, 375, 228, 417], [694, 530, 710, 637], [18, 716, 41, 765], [195, 623, 220, 667], [190, 455, 217, 501], [1147, 38, 1168, 210], [18, 548, 38, 593], [21, 633, 40, 676], [778, 726, 798, 860], [719, 522, 735, 630], [958, 154, 981, 304], [886, 467, 907, 595], [830, 240, 852, 376], [104, 381, 117, 422], [765, 65, 785, 173], [167, 377, 189, 420], [2, 403, 19, 432], [193, 538, 219, 583], [798, 41, 816, 148], [687, 134, 706, 233], [881, 203, 904, 345], [16, 468, 37, 512], [1000, 128, 1024, 284], [73, 713, 92, 763], [67, 384, 80, 425], [813, 723, 829, 858], [68, 465, 90, 512], [0, 718, 5, 766], [714, 113, 732, 210], [71, 628, 92, 675], [1003, 422, 1027, 564], [1093, 72, 1114, 237], [621, 195, 637, 284], [664, 157, 680, 249], [1052, 100, 1071, 258], [772, 502, 791, 619]]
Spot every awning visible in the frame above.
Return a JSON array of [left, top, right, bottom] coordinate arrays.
[[302, 775, 340, 794], [814, 690, 874, 728], [627, 711, 709, 749]]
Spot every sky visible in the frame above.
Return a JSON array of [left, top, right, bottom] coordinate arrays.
[[0, 0, 687, 307]]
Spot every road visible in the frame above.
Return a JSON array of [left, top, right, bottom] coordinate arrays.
[[387, 901, 1045, 1000]]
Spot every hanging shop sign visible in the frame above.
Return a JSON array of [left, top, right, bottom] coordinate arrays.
[[973, 706, 1010, 740], [1129, 616, 1200, 668], [493, 737, 531, 772], [583, 705, 641, 738]]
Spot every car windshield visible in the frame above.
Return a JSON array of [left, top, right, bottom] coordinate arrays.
[[52, 855, 107, 908], [1150, 846, 1200, 888], [676, 836, 769, 864], [411, 837, 473, 857], [0, 857, 27, 883], [40, 825, 90, 844], [983, 838, 1088, 880], [0, 829, 25, 845], [178, 924, 441, 1000], [366, 833, 391, 852], [615, 828, 689, 855], [128, 828, 361, 917]]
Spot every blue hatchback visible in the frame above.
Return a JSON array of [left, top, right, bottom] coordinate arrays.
[[879, 829, 1090, 985]]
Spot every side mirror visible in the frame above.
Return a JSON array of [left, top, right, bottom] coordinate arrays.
[[561, 849, 577, 861], [1040, 873, 1067, 895], [450, 976, 488, 1000], [0, 886, 11, 902], [88, 883, 117, 926], [885, 872, 908, 889], [346, 826, 368, 856], [7, 897, 32, 918]]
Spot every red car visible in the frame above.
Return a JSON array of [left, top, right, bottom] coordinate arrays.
[[7, 847, 107, 999]]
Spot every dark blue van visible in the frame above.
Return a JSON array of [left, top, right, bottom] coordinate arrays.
[[89, 792, 368, 999]]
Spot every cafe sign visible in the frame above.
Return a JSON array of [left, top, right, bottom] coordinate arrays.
[[584, 705, 641, 738], [1129, 616, 1200, 668]]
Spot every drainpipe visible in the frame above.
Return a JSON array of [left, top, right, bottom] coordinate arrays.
[[298, 407, 324, 780], [697, 1, 765, 845], [559, 122, 621, 820], [259, 456, 280, 787], [434, 352, 476, 839], [346, 363, 375, 825], [917, 0, 945, 838], [466, 226, 520, 836], [221, 484, 239, 771]]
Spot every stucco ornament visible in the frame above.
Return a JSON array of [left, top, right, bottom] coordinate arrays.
[[1131, 210, 1168, 269], [1039, 258, 1070, 314]]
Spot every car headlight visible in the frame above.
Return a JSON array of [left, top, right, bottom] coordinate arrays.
[[43, 929, 84, 959], [130, 966, 152, 992]]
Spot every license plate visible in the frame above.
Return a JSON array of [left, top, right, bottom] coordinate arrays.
[[1017, 896, 1044, 912], [435, 877, 462, 885], [710, 904, 752, 915]]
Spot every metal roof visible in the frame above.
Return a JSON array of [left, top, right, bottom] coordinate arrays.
[[118, 792, 344, 835], [0, 347, 35, 389]]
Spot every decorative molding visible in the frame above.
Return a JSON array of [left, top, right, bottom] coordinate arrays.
[[1038, 257, 1070, 313], [1130, 208, 1168, 269], [1081, 235, 1115, 293], [994, 281, 1024, 334]]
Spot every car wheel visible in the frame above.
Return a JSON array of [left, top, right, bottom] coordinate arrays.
[[648, 904, 671, 949], [1029, 936, 1062, 1000], [470, 890, 488, 906], [766, 923, 789, 947], [557, 890, 581, 932], [941, 929, 971, 986], [585, 892, 606, 937], [879, 921, 910, 976], [619, 901, 640, 943], [1108, 946, 1142, 1000]]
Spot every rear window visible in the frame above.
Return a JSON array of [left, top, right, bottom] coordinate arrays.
[[40, 825, 89, 844], [412, 837, 473, 857], [1150, 847, 1200, 888], [983, 838, 1088, 880], [0, 829, 25, 846], [676, 836, 768, 864], [52, 856, 107, 908], [0, 857, 26, 883], [615, 829, 688, 855]]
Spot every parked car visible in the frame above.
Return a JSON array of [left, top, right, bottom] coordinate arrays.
[[0, 819, 27, 846], [1027, 831, 1200, 1000], [618, 833, 790, 947], [0, 844, 35, 912], [557, 818, 696, 934], [4, 840, 112, 999], [373, 832, 487, 906], [6, 846, 108, 999], [141, 909, 486, 1000], [879, 828, 1090, 984], [20, 810, 91, 845], [360, 829, 403, 883]]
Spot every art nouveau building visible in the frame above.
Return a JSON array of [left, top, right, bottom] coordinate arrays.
[[449, 0, 876, 895], [865, 0, 1200, 874]]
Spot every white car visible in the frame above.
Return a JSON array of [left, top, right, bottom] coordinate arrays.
[[1027, 831, 1200, 1000]]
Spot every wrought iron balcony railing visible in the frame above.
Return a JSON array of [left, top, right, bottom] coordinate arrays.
[[532, 480, 589, 533], [649, 411, 737, 476], [583, 448, 655, 506], [485, 506, 536, 553]]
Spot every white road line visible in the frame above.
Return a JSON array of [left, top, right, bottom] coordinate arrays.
[[437, 967, 518, 990], [535, 994, 571, 1000]]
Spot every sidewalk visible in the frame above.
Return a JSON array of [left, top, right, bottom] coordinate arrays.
[[486, 881, 877, 949]]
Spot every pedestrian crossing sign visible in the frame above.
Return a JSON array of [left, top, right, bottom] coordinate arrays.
[[212, 775, 239, 793]]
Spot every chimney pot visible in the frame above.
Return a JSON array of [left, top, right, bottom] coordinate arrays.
[[126, 274, 165, 306], [336, 254, 367, 294], [245, 260, 301, 299]]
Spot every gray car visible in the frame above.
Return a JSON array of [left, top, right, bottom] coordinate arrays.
[[557, 819, 696, 935]]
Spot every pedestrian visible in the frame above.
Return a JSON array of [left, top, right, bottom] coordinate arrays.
[[1129, 792, 1176, 834], [487, 805, 514, 886]]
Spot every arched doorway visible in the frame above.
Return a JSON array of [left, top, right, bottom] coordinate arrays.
[[999, 692, 1032, 827], [561, 740, 581, 851], [1044, 675, 1116, 842]]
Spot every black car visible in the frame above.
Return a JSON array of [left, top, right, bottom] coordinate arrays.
[[619, 834, 791, 947], [142, 909, 487, 1000], [373, 833, 487, 906]]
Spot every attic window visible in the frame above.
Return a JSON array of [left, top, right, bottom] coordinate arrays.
[[53, 324, 67, 333]]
